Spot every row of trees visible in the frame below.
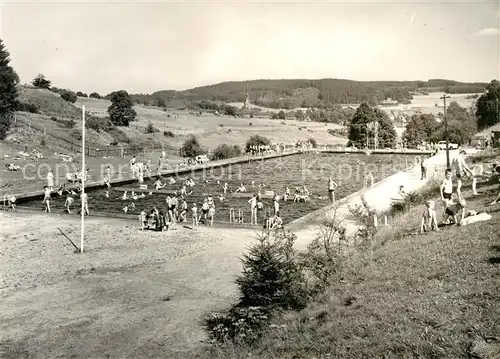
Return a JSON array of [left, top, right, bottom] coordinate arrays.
[[146, 79, 488, 109], [401, 80, 500, 147], [32, 73, 102, 99], [403, 103, 477, 147]]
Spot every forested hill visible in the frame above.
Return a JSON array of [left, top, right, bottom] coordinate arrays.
[[128, 79, 487, 109]]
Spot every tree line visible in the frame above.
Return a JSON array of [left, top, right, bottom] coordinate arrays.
[[138, 78, 488, 110], [401, 80, 500, 147], [1, 38, 498, 146]]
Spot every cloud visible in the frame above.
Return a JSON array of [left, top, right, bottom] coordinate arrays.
[[472, 28, 500, 36]]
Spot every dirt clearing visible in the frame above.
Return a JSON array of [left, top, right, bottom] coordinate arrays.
[[0, 212, 258, 358]]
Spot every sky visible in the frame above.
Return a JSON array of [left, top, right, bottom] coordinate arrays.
[[1, 0, 499, 94]]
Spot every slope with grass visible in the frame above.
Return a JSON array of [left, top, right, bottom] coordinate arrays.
[[14, 87, 347, 153], [201, 170, 500, 359]]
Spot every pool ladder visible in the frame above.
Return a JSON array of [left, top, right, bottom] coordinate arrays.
[[229, 208, 244, 224]]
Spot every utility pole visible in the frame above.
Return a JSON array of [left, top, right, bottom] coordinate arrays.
[[441, 94, 451, 168]]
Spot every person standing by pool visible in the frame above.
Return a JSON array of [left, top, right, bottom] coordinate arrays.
[[80, 192, 89, 216], [208, 204, 216, 226], [42, 186, 51, 212], [191, 203, 199, 228], [65, 195, 74, 214], [248, 194, 258, 225], [47, 169, 54, 192], [283, 186, 290, 201], [328, 177, 338, 203], [272, 193, 280, 215]]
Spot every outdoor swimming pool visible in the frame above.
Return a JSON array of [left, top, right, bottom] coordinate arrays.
[[21, 153, 418, 224]]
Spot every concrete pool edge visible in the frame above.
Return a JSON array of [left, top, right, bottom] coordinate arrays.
[[5, 150, 302, 201], [5, 149, 433, 203]]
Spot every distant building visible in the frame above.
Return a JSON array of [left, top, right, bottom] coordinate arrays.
[[380, 98, 399, 106]]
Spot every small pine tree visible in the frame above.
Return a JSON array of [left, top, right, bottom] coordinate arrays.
[[32, 73, 51, 89], [108, 90, 136, 126], [0, 39, 19, 139], [236, 232, 309, 310]]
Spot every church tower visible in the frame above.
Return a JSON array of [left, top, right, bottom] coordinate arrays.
[[242, 85, 250, 110]]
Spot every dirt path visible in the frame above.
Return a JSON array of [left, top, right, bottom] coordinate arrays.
[[0, 212, 259, 359]]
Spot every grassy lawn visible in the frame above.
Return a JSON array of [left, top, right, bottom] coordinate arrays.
[[200, 179, 500, 359]]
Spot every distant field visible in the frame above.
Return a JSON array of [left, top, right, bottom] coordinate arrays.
[[379, 92, 480, 116]]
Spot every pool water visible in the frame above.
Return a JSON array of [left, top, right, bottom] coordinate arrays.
[[23, 153, 415, 224]]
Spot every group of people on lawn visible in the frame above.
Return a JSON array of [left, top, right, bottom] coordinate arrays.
[[417, 150, 500, 233]]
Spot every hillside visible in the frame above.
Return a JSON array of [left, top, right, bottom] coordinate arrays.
[[140, 79, 487, 110], [200, 166, 500, 359], [9, 86, 347, 156]]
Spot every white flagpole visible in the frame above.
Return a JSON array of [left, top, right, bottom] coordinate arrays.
[[81, 105, 85, 253]]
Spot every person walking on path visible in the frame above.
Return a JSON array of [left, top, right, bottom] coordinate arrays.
[[420, 156, 428, 180]]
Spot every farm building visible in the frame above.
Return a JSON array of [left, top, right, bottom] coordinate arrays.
[[380, 98, 399, 106]]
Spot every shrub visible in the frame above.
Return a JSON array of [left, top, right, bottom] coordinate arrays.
[[300, 213, 346, 295], [108, 128, 130, 143], [249, 122, 253, 126], [180, 134, 205, 158], [163, 130, 175, 137], [307, 137, 318, 148], [348, 194, 378, 243], [70, 129, 82, 140], [145, 121, 158, 134], [40, 136, 46, 146], [204, 232, 309, 345], [51, 116, 75, 129], [85, 116, 113, 132], [211, 144, 241, 161], [389, 179, 440, 216], [328, 128, 348, 137], [281, 121, 286, 125], [110, 140, 118, 146], [245, 134, 271, 152], [16, 101, 39, 114], [60, 90, 77, 103], [89, 92, 101, 99]]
